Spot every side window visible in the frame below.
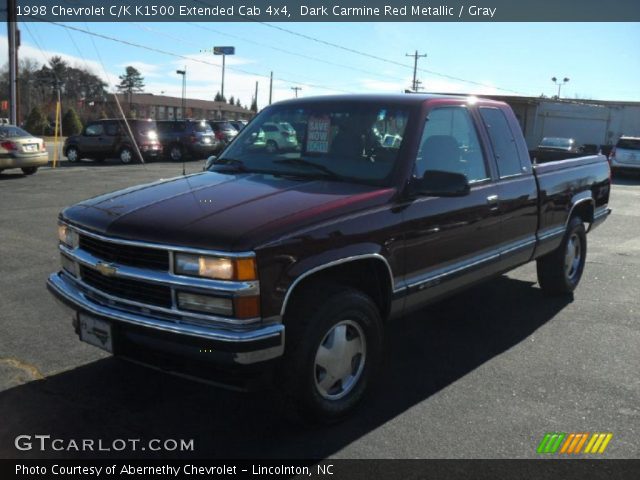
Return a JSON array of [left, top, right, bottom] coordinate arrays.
[[105, 122, 119, 136], [85, 123, 104, 136], [416, 107, 488, 183], [479, 107, 524, 178]]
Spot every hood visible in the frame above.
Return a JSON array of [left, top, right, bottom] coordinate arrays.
[[62, 172, 395, 251]]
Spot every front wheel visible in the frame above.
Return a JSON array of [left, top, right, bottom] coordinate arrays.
[[280, 284, 383, 423], [537, 216, 587, 295], [66, 146, 79, 163], [21, 167, 38, 175]]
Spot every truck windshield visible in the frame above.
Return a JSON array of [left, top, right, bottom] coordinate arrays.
[[215, 103, 410, 185], [617, 138, 640, 150], [540, 137, 573, 149]]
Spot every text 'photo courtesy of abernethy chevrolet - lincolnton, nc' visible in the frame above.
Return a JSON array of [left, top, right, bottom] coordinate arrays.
[[48, 94, 610, 422]]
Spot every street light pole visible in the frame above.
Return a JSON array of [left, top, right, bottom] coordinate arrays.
[[176, 69, 186, 118], [551, 76, 570, 99]]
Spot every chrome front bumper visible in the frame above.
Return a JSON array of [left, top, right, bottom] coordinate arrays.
[[47, 271, 285, 365]]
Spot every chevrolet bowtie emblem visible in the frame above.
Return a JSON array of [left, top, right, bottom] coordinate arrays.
[[96, 262, 117, 277]]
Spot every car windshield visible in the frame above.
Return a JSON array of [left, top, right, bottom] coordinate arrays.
[[0, 126, 32, 138], [617, 138, 640, 150], [194, 121, 213, 133], [213, 103, 410, 185], [540, 137, 573, 148]]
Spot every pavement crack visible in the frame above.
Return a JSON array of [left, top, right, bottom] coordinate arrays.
[[0, 357, 45, 381]]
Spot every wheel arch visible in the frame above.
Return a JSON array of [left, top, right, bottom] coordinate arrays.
[[280, 254, 395, 321]]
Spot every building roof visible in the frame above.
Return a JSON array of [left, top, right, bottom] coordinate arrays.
[[116, 93, 251, 113]]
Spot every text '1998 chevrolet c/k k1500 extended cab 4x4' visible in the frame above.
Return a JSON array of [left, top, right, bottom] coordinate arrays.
[[48, 94, 611, 421]]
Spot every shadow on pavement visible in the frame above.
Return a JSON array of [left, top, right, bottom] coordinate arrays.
[[0, 275, 571, 459]]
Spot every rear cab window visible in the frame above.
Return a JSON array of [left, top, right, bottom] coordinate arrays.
[[479, 107, 526, 178], [616, 138, 640, 150]]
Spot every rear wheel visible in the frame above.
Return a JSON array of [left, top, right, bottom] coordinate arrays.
[[119, 147, 135, 164], [21, 167, 38, 175], [537, 216, 587, 295], [280, 283, 383, 423], [66, 146, 79, 163]]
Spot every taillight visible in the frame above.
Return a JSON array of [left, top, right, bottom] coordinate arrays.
[[1, 141, 18, 151], [215, 131, 224, 141], [41, 141, 47, 152]]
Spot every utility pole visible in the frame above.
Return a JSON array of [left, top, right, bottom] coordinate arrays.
[[405, 50, 427, 92], [254, 81, 258, 109], [291, 86, 302, 98], [7, 0, 19, 124], [269, 71, 273, 105]]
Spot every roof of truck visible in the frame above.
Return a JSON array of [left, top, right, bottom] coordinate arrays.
[[271, 93, 504, 107]]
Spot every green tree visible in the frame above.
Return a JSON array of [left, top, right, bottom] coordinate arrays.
[[62, 108, 83, 135], [116, 66, 145, 114], [250, 98, 258, 112], [25, 106, 48, 135], [235, 98, 241, 107], [214, 91, 226, 103], [228, 96, 235, 105]]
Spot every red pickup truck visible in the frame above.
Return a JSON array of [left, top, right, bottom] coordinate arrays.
[[48, 94, 611, 422]]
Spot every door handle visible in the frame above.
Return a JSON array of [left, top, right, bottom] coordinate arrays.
[[486, 194, 499, 210]]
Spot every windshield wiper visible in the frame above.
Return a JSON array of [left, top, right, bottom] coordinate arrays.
[[210, 158, 249, 172], [273, 158, 340, 180]]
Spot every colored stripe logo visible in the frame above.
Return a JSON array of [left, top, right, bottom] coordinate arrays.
[[537, 433, 613, 454]]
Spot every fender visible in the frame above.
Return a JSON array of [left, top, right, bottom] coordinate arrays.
[[566, 192, 595, 226], [278, 245, 396, 317]]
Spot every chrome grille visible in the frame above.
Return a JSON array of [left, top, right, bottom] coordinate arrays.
[[79, 234, 169, 271]]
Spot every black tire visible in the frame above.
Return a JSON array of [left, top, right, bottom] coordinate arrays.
[[168, 144, 184, 162], [537, 216, 587, 295], [266, 140, 278, 153], [119, 146, 136, 164], [280, 283, 383, 423], [66, 146, 79, 163], [21, 167, 38, 175]]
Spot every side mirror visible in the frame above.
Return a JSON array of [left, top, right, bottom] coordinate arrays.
[[409, 170, 470, 197], [204, 155, 217, 171]]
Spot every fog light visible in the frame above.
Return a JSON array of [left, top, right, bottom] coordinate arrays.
[[60, 254, 77, 277], [177, 292, 233, 316]]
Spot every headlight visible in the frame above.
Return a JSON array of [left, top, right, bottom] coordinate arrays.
[[58, 224, 78, 248], [174, 253, 256, 281]]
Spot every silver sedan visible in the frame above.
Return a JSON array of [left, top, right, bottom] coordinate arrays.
[[0, 125, 49, 175]]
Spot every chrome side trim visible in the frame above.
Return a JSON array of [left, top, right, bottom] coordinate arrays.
[[401, 236, 537, 292], [48, 272, 284, 352], [60, 245, 259, 296], [61, 221, 256, 258], [279, 253, 395, 317], [538, 226, 566, 242]]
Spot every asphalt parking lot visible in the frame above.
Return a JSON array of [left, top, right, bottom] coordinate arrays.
[[0, 159, 639, 459]]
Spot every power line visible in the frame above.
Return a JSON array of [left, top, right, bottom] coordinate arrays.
[[257, 22, 527, 95], [44, 21, 354, 95]]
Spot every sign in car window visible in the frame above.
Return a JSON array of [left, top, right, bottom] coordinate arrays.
[[307, 116, 331, 153]]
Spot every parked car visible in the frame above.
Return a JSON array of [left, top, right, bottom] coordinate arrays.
[[156, 120, 219, 161], [609, 136, 640, 174], [48, 94, 610, 422], [63, 119, 162, 164], [0, 124, 48, 175], [228, 120, 248, 132], [257, 121, 299, 153], [207, 120, 238, 150]]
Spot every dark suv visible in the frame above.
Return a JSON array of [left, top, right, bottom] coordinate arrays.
[[156, 120, 219, 161], [207, 120, 238, 151], [64, 119, 162, 164]]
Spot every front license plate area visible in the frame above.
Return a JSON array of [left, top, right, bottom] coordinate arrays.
[[79, 314, 113, 353]]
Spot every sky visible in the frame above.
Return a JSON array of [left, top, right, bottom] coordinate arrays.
[[1, 22, 639, 108]]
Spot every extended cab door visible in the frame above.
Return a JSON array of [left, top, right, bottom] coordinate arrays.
[[400, 104, 502, 312], [477, 106, 539, 269]]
